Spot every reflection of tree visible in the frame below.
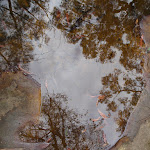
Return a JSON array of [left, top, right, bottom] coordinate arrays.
[[19, 93, 108, 149], [98, 69, 145, 134], [0, 0, 50, 71], [51, 0, 145, 70], [52, 2, 146, 135]]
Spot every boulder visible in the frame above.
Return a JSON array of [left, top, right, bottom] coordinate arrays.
[[0, 71, 41, 149]]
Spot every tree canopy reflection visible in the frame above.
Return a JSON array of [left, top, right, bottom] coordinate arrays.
[[0, 0, 50, 71], [18, 93, 108, 149], [51, 0, 147, 135], [98, 69, 145, 134], [51, 0, 145, 69], [0, 0, 148, 143]]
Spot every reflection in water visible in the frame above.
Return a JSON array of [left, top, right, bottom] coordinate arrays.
[[99, 69, 145, 134], [51, 0, 147, 136], [51, 0, 144, 66], [0, 0, 50, 70], [0, 0, 150, 148], [19, 92, 108, 150]]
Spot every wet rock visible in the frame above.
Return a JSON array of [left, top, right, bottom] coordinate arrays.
[[140, 15, 150, 48], [144, 53, 150, 73], [0, 72, 41, 149], [123, 88, 150, 139], [118, 119, 150, 150], [122, 52, 150, 138], [109, 52, 150, 150], [109, 86, 150, 150], [109, 15, 150, 150], [109, 136, 129, 150]]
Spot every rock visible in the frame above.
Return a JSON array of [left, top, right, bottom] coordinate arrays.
[[144, 53, 150, 73], [140, 15, 150, 48], [109, 136, 129, 150], [109, 16, 150, 150], [118, 119, 150, 150], [0, 72, 41, 149]]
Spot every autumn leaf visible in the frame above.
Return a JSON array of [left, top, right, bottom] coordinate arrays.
[[96, 100, 99, 107], [135, 18, 138, 25], [140, 35, 144, 47], [46, 137, 51, 142], [98, 95, 105, 100], [89, 94, 105, 99], [81, 129, 86, 133], [103, 132, 107, 143], [91, 117, 101, 122], [56, 10, 61, 19], [66, 13, 70, 25], [97, 109, 108, 119], [103, 143, 109, 147]]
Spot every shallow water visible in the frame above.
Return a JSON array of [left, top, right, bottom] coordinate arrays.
[[0, 0, 150, 149]]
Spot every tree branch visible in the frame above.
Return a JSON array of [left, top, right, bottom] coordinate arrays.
[[7, 0, 18, 29]]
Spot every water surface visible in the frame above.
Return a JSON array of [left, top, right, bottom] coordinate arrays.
[[0, 0, 150, 149]]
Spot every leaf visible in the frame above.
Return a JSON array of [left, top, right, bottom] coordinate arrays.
[[103, 132, 107, 143], [91, 117, 101, 122], [96, 100, 99, 107], [135, 18, 138, 25], [97, 109, 108, 119], [140, 35, 144, 47], [66, 13, 70, 25], [81, 129, 86, 133], [90, 95, 97, 98], [103, 143, 109, 147], [46, 137, 51, 142], [56, 10, 61, 19], [98, 95, 105, 100], [90, 95, 105, 99]]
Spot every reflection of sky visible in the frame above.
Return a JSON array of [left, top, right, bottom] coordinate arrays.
[[0, 0, 144, 147], [48, 0, 62, 12], [122, 33, 130, 44], [27, 0, 140, 145], [29, 28, 129, 145]]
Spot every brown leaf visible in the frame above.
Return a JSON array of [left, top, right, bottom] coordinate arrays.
[[81, 129, 86, 133], [98, 95, 105, 100], [103, 132, 107, 143], [66, 13, 70, 25], [98, 109, 108, 119], [91, 117, 101, 122], [135, 18, 138, 25]]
